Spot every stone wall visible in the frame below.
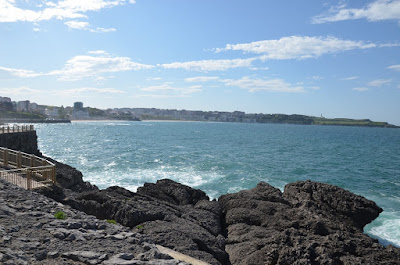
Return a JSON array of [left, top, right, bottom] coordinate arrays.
[[0, 131, 40, 155]]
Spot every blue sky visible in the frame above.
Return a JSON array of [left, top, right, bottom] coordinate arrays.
[[1, 0, 400, 124]]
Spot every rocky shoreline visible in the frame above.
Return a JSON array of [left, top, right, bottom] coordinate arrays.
[[2, 158, 400, 264]]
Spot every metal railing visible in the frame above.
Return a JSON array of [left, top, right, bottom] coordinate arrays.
[[0, 125, 35, 134], [0, 147, 56, 190]]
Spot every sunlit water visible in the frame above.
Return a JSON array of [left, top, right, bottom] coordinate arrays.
[[35, 121, 400, 247]]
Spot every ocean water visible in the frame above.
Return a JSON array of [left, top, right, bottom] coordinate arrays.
[[35, 121, 400, 247]]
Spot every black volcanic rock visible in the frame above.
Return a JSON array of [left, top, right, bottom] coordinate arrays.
[[219, 180, 399, 265], [38, 170, 400, 265], [137, 179, 209, 205], [62, 180, 228, 265], [43, 156, 98, 192]]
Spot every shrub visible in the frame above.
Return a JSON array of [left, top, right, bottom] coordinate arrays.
[[54, 211, 67, 220], [136, 225, 144, 229], [107, 219, 117, 224]]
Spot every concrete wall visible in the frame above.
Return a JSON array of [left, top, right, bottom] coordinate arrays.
[[0, 131, 40, 155]]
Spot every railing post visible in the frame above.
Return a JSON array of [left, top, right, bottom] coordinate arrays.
[[17, 151, 22, 168], [52, 166, 56, 183], [30, 154, 35, 167], [27, 169, 32, 190], [2, 149, 6, 167], [42, 160, 48, 180]]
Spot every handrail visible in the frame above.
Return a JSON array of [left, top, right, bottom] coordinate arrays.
[[0, 125, 35, 134], [0, 147, 56, 190]]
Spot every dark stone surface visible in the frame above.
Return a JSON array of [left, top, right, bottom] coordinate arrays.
[[61, 179, 229, 265], [47, 178, 400, 265], [43, 156, 98, 192], [219, 180, 400, 265], [0, 178, 186, 265]]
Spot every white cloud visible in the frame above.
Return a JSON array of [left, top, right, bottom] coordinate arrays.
[[222, 76, 305, 93], [133, 94, 190, 98], [88, 50, 107, 55], [64, 20, 88, 29], [0, 66, 42, 78], [0, 51, 153, 81], [0, 86, 44, 96], [353, 87, 369, 92], [140, 83, 202, 95], [160, 58, 255, 71], [312, 0, 400, 24], [64, 20, 116, 32], [217, 36, 384, 60], [185, 76, 219, 83], [342, 76, 359, 80], [387, 64, 400, 71], [311, 75, 324, 80], [0, 0, 134, 30], [368, 79, 392, 87], [55, 87, 125, 95]]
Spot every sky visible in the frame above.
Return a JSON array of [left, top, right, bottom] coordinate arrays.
[[0, 0, 400, 125]]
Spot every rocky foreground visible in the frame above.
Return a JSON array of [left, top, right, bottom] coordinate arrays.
[[29, 161, 400, 265], [1, 159, 400, 265], [0, 178, 189, 265]]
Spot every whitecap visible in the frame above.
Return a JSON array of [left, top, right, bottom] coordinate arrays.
[[365, 212, 400, 248]]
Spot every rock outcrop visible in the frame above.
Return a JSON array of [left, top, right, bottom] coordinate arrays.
[[60, 179, 228, 265], [0, 178, 187, 265], [219, 180, 400, 265], [43, 156, 98, 192], [41, 177, 400, 265]]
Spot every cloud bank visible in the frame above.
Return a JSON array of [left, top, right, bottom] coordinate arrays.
[[216, 36, 388, 60], [312, 0, 400, 24]]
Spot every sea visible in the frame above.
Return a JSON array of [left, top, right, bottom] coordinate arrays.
[[34, 121, 400, 247]]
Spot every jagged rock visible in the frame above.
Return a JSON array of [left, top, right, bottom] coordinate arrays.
[[0, 178, 188, 265], [219, 180, 400, 265], [62, 180, 228, 265], [43, 156, 98, 192], [137, 179, 209, 205]]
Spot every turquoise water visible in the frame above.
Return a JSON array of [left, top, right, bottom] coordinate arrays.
[[35, 121, 400, 247]]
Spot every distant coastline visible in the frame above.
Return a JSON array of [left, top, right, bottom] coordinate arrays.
[[1, 107, 398, 128]]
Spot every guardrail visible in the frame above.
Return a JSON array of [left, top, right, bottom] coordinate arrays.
[[0, 147, 56, 190], [0, 125, 35, 134]]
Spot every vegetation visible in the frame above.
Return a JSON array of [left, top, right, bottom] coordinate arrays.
[[106, 219, 117, 224], [0, 111, 45, 120], [312, 118, 397, 128], [54, 211, 67, 220], [88, 107, 106, 117], [136, 225, 144, 229]]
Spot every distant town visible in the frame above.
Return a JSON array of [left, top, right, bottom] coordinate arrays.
[[0, 95, 398, 128]]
